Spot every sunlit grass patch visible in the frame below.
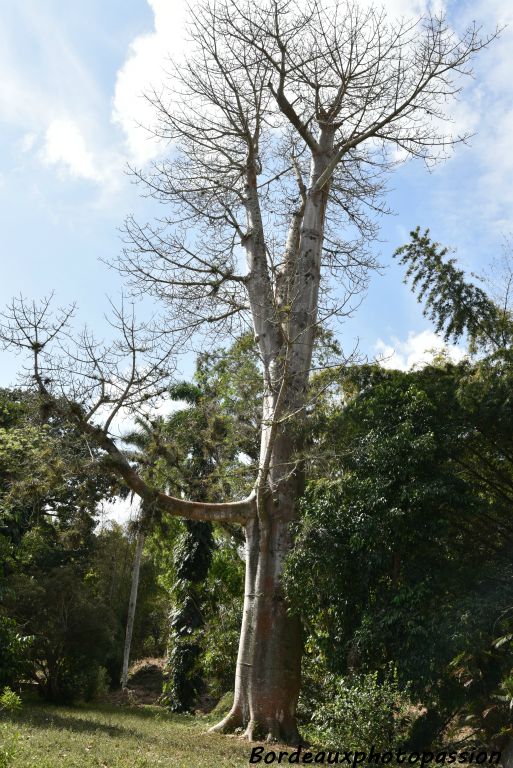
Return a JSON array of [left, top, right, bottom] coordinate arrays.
[[6, 701, 250, 768]]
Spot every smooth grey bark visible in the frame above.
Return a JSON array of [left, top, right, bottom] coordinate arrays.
[[211, 419, 305, 742], [121, 529, 145, 690], [209, 134, 334, 742], [212, 513, 302, 743]]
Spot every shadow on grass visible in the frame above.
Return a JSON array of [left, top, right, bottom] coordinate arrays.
[[99, 703, 200, 725], [18, 707, 129, 737], [17, 702, 201, 736]]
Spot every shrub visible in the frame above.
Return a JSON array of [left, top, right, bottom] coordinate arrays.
[[88, 666, 110, 701], [0, 617, 29, 689], [0, 689, 21, 716], [199, 597, 241, 699], [310, 665, 414, 750], [210, 690, 234, 716], [55, 662, 111, 704], [5, 565, 116, 703]]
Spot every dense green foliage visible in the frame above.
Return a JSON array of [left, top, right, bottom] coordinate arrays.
[[0, 390, 167, 702], [0, 688, 21, 715], [309, 666, 413, 750], [395, 228, 513, 353], [162, 520, 215, 711], [394, 228, 499, 345], [0, 619, 28, 691], [286, 356, 513, 745], [284, 231, 513, 748], [156, 339, 258, 709]]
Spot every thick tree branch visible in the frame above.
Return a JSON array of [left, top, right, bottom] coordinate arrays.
[[79, 419, 257, 524], [268, 80, 319, 154]]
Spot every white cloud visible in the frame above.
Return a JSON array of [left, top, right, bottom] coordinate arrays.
[[0, 3, 101, 130], [472, 100, 513, 229], [375, 329, 465, 370], [365, 0, 445, 15], [112, 0, 189, 165], [40, 119, 101, 182], [426, 0, 513, 233], [35, 117, 125, 200], [0, 0, 509, 216], [0, 3, 126, 199], [19, 132, 38, 153]]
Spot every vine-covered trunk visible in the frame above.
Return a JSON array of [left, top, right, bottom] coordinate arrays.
[[163, 520, 214, 711]]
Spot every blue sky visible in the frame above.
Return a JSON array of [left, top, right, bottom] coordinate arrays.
[[1, 0, 513, 388]]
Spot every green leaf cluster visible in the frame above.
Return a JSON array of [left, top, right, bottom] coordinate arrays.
[[285, 356, 513, 745]]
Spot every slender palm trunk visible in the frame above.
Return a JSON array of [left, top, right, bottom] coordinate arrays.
[[121, 529, 145, 690]]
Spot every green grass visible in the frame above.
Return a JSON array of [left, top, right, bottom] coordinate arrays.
[[1, 701, 253, 768]]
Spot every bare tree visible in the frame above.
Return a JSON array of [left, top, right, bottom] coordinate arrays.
[[1, 0, 494, 743]]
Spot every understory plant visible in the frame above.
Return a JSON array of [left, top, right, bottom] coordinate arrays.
[[0, 689, 21, 716], [310, 665, 414, 750], [0, 688, 21, 768]]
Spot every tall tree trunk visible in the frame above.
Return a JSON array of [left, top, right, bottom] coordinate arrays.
[[211, 138, 333, 743], [121, 529, 145, 690], [212, 515, 303, 743], [211, 428, 303, 743]]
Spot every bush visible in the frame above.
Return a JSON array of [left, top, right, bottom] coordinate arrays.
[[5, 565, 116, 703], [87, 666, 110, 701], [55, 663, 111, 704], [199, 597, 241, 699], [0, 689, 21, 716], [0, 617, 29, 690], [310, 665, 414, 750], [210, 690, 234, 716]]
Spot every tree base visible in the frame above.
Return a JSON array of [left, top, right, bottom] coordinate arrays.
[[209, 707, 302, 745]]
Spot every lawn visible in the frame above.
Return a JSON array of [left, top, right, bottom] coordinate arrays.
[[1, 701, 253, 768]]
